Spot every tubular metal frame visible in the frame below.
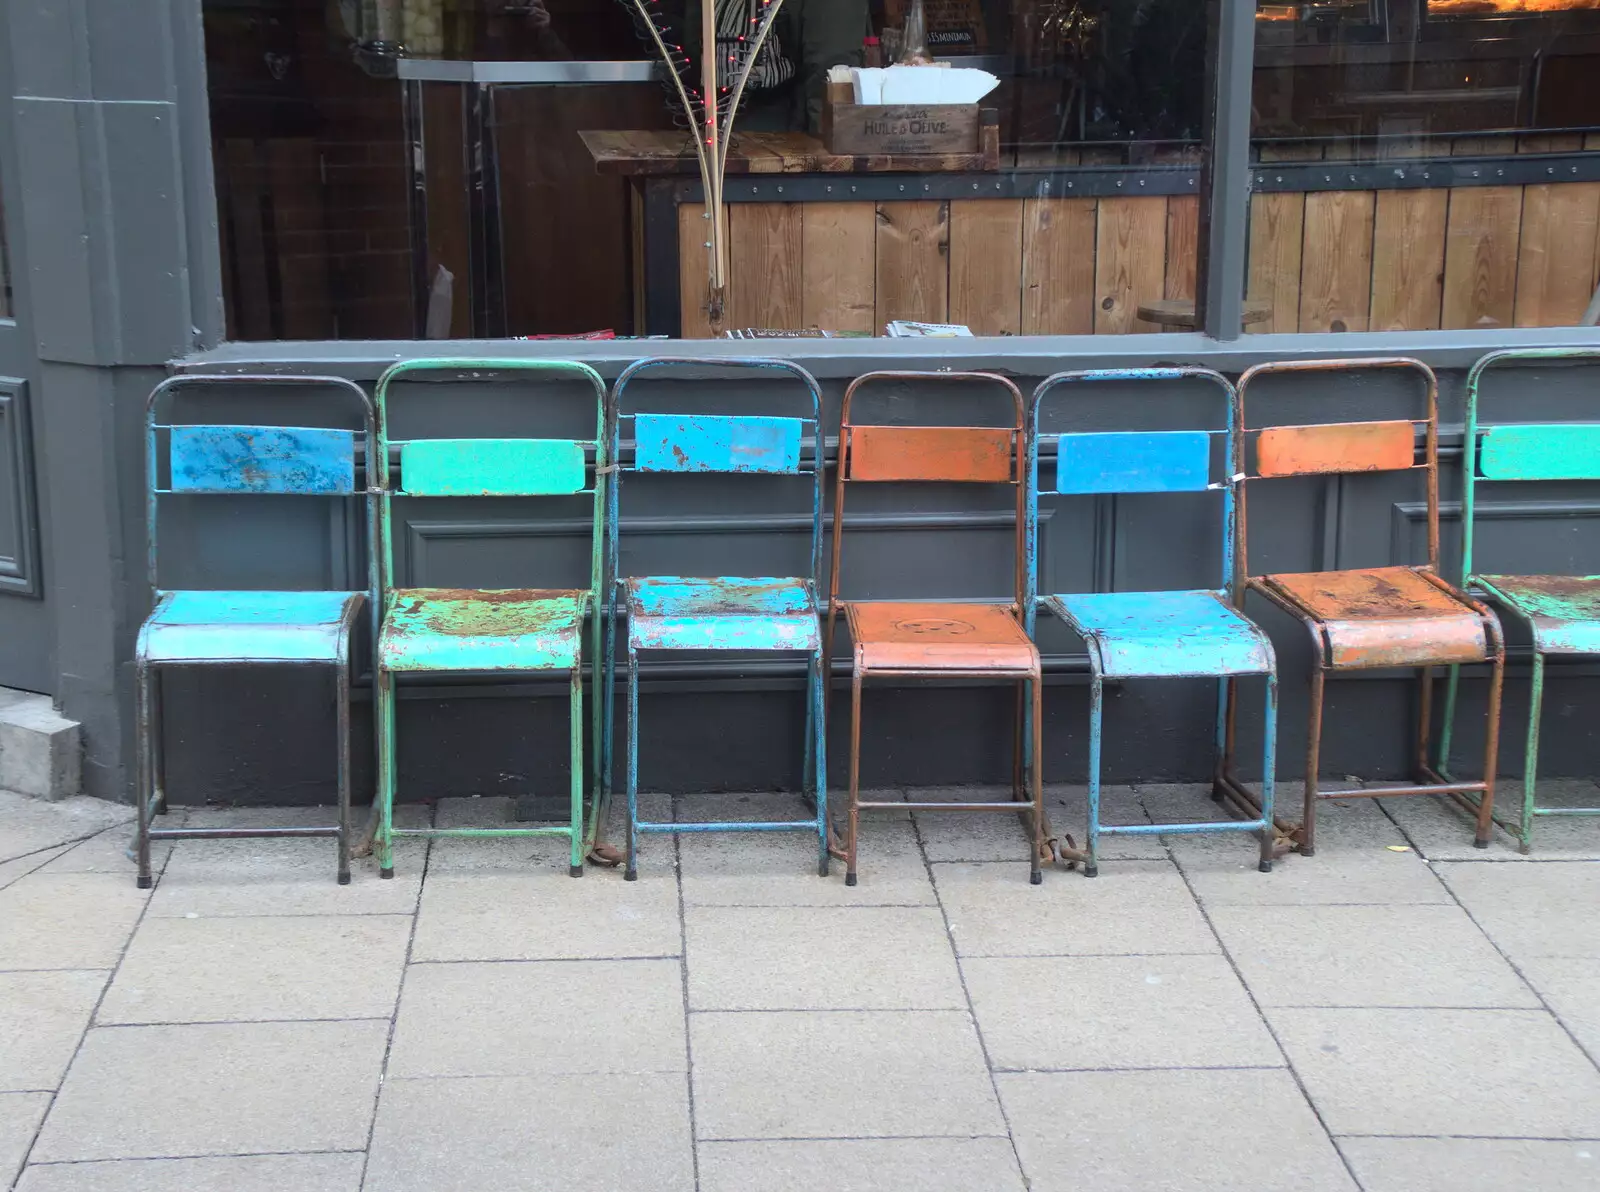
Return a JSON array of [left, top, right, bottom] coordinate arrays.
[[1026, 367, 1280, 877], [138, 374, 380, 889], [826, 370, 1049, 886], [1224, 357, 1506, 854], [372, 358, 609, 879]]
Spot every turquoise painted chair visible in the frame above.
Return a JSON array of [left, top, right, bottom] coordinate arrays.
[[372, 359, 607, 878], [1440, 346, 1600, 852], [1026, 368, 1279, 876], [136, 374, 380, 888]]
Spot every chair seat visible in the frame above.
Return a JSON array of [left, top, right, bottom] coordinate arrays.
[[1045, 589, 1274, 678], [1476, 574, 1600, 655], [626, 577, 821, 652], [139, 591, 364, 664], [843, 601, 1037, 674], [1258, 566, 1489, 668], [379, 589, 586, 673]]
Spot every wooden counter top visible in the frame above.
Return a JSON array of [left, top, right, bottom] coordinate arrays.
[[581, 129, 996, 176]]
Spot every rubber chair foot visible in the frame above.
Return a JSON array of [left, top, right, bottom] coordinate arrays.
[[845, 871, 857, 887], [1029, 868, 1043, 885], [337, 873, 351, 886], [136, 875, 152, 890], [1297, 846, 1315, 859], [569, 864, 584, 878], [818, 859, 830, 878], [1258, 860, 1273, 874], [1473, 837, 1491, 850], [379, 867, 394, 880], [624, 867, 638, 882], [1084, 864, 1099, 878]]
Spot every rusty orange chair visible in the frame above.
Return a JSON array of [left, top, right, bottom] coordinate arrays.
[[1220, 358, 1506, 854], [825, 371, 1048, 885]]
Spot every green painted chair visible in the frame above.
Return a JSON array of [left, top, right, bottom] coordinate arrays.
[[1440, 347, 1600, 852], [373, 359, 607, 877]]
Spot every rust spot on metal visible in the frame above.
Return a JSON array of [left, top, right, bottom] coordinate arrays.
[[1256, 420, 1416, 478], [845, 602, 1038, 672]]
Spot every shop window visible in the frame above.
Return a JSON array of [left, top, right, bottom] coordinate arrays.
[[1247, 0, 1600, 333], [201, 0, 1212, 341]]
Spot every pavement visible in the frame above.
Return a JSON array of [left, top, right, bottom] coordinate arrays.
[[2, 780, 1599, 1191]]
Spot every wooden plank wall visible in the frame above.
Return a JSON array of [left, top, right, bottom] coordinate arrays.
[[682, 136, 1600, 337]]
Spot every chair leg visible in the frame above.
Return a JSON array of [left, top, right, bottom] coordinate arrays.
[[1437, 662, 1463, 779], [1302, 665, 1325, 858], [1414, 664, 1436, 784], [569, 667, 585, 878], [625, 648, 640, 882], [846, 672, 862, 887], [1520, 652, 1544, 855], [1029, 673, 1044, 886], [376, 671, 396, 879], [1258, 673, 1279, 874], [151, 669, 168, 816], [1085, 673, 1103, 878], [812, 652, 829, 879], [335, 658, 352, 886], [1213, 676, 1236, 802], [1477, 645, 1507, 850], [134, 661, 154, 890]]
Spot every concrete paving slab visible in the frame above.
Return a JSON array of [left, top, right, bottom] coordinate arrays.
[[423, 795, 659, 875], [0, 874, 147, 971], [964, 954, 1280, 1071], [99, 915, 410, 1024], [0, 1092, 50, 1188], [1336, 1138, 1600, 1192], [698, 1137, 1026, 1192], [684, 906, 964, 1010], [387, 958, 685, 1078], [1269, 1006, 1600, 1137], [14, 1153, 366, 1192], [1176, 836, 1450, 907], [0, 848, 69, 891], [998, 1068, 1356, 1192], [691, 1009, 1003, 1140], [364, 1072, 693, 1192], [931, 861, 1218, 957], [43, 827, 177, 876], [1515, 956, 1600, 1059], [1208, 904, 1540, 1008], [412, 870, 679, 961], [31, 1020, 387, 1161], [0, 793, 131, 864], [1374, 783, 1600, 859], [1436, 860, 1600, 961], [0, 970, 107, 1090], [914, 785, 1165, 863]]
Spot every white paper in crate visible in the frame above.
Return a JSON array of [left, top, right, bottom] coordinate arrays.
[[835, 64, 998, 106]]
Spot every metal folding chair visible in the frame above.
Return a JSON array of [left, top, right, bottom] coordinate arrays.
[[1027, 368, 1279, 877], [827, 370, 1047, 885], [136, 374, 379, 888], [605, 357, 828, 881], [373, 359, 607, 878], [1439, 347, 1600, 852], [1223, 357, 1506, 854]]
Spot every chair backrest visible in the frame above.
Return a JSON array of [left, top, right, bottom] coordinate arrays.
[[1462, 347, 1600, 582], [145, 373, 379, 611], [373, 358, 607, 603], [1025, 367, 1238, 632], [832, 370, 1027, 614], [607, 356, 826, 589], [1234, 357, 1439, 584]]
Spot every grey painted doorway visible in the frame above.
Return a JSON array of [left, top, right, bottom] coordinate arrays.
[[0, 7, 55, 695]]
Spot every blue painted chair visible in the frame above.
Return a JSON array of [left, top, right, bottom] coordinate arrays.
[[372, 359, 608, 879], [605, 357, 828, 881], [136, 374, 380, 888], [1026, 368, 1279, 876], [1439, 347, 1600, 852]]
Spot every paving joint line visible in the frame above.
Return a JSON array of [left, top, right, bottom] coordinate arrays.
[[673, 797, 704, 1192], [23, 1147, 371, 1168]]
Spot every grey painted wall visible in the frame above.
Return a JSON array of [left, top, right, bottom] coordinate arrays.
[[146, 336, 1600, 809]]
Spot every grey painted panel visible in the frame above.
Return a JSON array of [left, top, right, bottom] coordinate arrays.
[[0, 374, 40, 594]]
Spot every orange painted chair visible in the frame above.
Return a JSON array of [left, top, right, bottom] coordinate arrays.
[[825, 371, 1049, 885], [1219, 358, 1506, 854]]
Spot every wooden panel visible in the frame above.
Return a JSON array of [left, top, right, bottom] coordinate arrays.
[[1246, 143, 1320, 335], [222, 140, 272, 340], [1093, 197, 1166, 334], [1442, 136, 1521, 331], [1514, 137, 1598, 328], [801, 202, 875, 333], [265, 140, 334, 339], [847, 426, 1015, 483], [1298, 191, 1375, 332], [948, 200, 1024, 335], [1256, 420, 1416, 478], [727, 203, 803, 331], [875, 201, 949, 327], [678, 201, 716, 338], [1021, 197, 1094, 335], [1164, 195, 1199, 301], [1369, 190, 1446, 331]]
